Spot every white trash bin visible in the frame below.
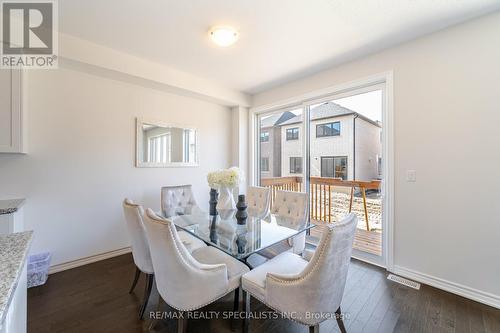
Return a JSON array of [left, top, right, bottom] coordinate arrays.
[[27, 252, 51, 288]]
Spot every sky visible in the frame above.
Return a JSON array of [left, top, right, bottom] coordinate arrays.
[[333, 90, 382, 122]]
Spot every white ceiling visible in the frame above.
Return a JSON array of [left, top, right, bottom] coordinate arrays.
[[59, 0, 500, 94]]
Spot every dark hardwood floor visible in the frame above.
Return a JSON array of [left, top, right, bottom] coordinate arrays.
[[28, 254, 500, 333]]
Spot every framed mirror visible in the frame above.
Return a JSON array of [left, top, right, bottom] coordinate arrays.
[[136, 118, 199, 167]]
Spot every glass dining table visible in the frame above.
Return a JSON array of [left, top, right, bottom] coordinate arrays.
[[168, 210, 315, 264]]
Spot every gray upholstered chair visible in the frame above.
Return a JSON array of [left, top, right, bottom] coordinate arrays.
[[122, 199, 206, 319], [161, 184, 200, 217], [241, 213, 358, 333], [143, 209, 250, 333], [259, 190, 309, 258], [246, 186, 271, 219]]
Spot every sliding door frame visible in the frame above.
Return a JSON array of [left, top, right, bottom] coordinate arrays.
[[249, 71, 394, 271]]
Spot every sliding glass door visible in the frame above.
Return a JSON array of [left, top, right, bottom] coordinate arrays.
[[307, 87, 384, 264], [254, 82, 388, 267]]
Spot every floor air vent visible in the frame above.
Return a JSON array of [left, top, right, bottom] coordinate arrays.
[[387, 274, 421, 290]]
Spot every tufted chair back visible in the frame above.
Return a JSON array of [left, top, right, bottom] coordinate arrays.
[[246, 186, 271, 219], [122, 199, 154, 274], [266, 213, 358, 326], [143, 209, 229, 311], [270, 190, 308, 254], [271, 190, 308, 228], [161, 185, 199, 218]]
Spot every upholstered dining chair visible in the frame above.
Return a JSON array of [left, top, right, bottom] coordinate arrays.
[[241, 213, 358, 333], [143, 209, 250, 333], [161, 184, 200, 217], [259, 190, 309, 258], [246, 186, 271, 219], [122, 199, 206, 319]]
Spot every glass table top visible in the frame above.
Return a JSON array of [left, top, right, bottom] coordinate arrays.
[[169, 211, 315, 260]]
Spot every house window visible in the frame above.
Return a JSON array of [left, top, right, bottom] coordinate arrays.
[[316, 122, 340, 137], [321, 156, 347, 180], [261, 157, 269, 172], [290, 157, 302, 174], [286, 127, 299, 140], [260, 131, 269, 142]]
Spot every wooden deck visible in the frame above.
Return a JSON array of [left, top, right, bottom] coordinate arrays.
[[261, 176, 382, 231], [260, 176, 383, 256], [310, 221, 382, 256]]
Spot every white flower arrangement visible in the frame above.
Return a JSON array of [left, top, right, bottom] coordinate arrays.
[[207, 167, 244, 189]]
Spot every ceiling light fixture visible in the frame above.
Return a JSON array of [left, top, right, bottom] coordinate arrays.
[[209, 26, 239, 47]]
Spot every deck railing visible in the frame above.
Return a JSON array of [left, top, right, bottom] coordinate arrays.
[[260, 176, 381, 230], [260, 176, 303, 207]]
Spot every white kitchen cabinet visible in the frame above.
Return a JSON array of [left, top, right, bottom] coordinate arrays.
[[0, 262, 27, 333], [0, 199, 25, 234], [0, 209, 24, 235], [0, 231, 31, 333], [0, 69, 25, 153]]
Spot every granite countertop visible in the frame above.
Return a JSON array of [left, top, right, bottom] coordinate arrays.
[[0, 231, 33, 326], [0, 199, 25, 215]]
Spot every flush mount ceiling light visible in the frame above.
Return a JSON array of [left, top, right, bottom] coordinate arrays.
[[209, 26, 239, 47]]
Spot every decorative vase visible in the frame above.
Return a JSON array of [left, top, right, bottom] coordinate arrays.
[[235, 194, 248, 224], [216, 186, 236, 212], [218, 209, 235, 220], [209, 188, 218, 216]]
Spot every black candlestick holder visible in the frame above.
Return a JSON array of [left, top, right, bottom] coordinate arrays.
[[209, 188, 218, 216], [235, 194, 248, 224]]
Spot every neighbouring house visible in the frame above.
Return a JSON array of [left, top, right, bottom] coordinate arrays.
[[261, 102, 382, 181], [259, 111, 296, 178]]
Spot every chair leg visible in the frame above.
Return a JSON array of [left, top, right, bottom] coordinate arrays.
[[129, 267, 141, 294], [242, 290, 250, 333], [177, 311, 187, 333], [309, 324, 319, 333], [139, 274, 154, 320], [335, 306, 347, 333], [148, 295, 165, 331], [233, 287, 240, 312], [231, 288, 240, 331]]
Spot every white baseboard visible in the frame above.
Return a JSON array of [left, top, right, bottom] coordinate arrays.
[[393, 265, 500, 309], [48, 247, 132, 274]]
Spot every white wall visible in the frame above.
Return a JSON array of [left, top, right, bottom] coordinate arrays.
[[252, 12, 500, 306], [0, 64, 232, 267], [231, 106, 249, 190]]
